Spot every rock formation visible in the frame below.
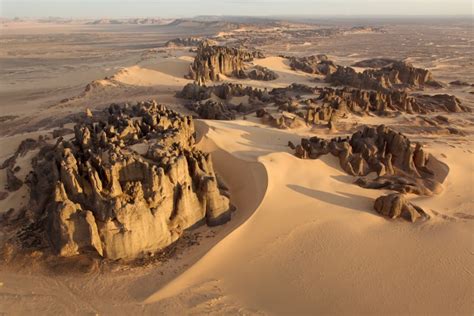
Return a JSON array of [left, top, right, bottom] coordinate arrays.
[[314, 87, 469, 115], [27, 101, 232, 260], [187, 42, 265, 84], [185, 100, 236, 120], [374, 193, 429, 222], [288, 55, 337, 75], [256, 109, 305, 129], [247, 65, 278, 81], [293, 125, 448, 196], [178, 82, 271, 102], [326, 61, 442, 91]]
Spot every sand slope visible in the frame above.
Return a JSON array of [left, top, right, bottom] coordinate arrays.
[[145, 119, 474, 315]]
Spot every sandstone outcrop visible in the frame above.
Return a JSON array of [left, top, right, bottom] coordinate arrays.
[[247, 65, 278, 81], [293, 125, 448, 196], [374, 193, 429, 222], [185, 100, 236, 120], [257, 109, 305, 129], [270, 83, 316, 97], [27, 101, 232, 260], [326, 61, 442, 91], [314, 87, 469, 115], [178, 82, 271, 102], [289, 55, 337, 75], [165, 37, 208, 47], [187, 42, 265, 84]]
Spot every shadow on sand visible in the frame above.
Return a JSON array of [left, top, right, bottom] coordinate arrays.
[[287, 184, 375, 215]]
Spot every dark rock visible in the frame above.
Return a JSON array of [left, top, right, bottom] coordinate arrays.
[[374, 193, 429, 222], [187, 42, 264, 84], [289, 55, 337, 75], [326, 61, 442, 91], [6, 169, 23, 191], [352, 58, 399, 68], [293, 125, 447, 196], [186, 100, 236, 120]]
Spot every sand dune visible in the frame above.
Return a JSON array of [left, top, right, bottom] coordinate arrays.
[[145, 119, 474, 314]]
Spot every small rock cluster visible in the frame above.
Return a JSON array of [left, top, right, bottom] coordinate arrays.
[[292, 125, 448, 221], [315, 87, 468, 115], [288, 54, 337, 75]]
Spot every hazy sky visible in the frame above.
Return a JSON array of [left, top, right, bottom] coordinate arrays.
[[1, 0, 472, 18]]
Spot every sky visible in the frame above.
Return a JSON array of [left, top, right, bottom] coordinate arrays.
[[1, 0, 472, 18]]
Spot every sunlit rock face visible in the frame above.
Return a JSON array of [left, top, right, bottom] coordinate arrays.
[[30, 101, 232, 260], [187, 41, 266, 85]]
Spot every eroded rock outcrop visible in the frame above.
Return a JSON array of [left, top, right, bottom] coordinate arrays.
[[294, 125, 448, 196], [187, 42, 265, 84], [315, 87, 469, 115], [178, 82, 271, 102], [247, 65, 278, 81], [326, 61, 442, 91], [374, 193, 428, 222], [257, 109, 305, 129], [352, 58, 398, 68], [289, 55, 337, 75], [185, 100, 236, 120], [165, 37, 210, 48], [27, 101, 232, 260]]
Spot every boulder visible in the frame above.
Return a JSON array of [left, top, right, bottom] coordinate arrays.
[[374, 193, 428, 222]]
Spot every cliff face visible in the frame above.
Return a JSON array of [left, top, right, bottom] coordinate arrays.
[[29, 101, 232, 260], [187, 42, 265, 85]]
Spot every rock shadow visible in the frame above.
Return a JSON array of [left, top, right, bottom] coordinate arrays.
[[287, 184, 375, 215]]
